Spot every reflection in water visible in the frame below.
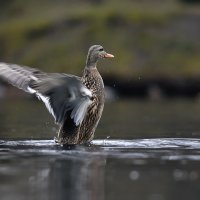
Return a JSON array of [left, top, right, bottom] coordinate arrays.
[[49, 156, 105, 200], [0, 147, 106, 200], [1, 139, 200, 200]]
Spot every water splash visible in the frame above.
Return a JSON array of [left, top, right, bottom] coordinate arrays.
[[0, 138, 200, 161]]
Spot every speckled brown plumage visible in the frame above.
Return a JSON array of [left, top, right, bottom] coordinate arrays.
[[79, 67, 105, 143]]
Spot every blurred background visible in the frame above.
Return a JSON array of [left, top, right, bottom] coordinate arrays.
[[0, 0, 200, 139], [1, 2, 200, 200]]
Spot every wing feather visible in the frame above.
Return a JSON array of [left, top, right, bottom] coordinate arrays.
[[0, 62, 92, 126]]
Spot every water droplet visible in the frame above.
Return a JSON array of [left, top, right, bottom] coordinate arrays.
[[29, 176, 35, 183], [11, 129, 16, 132], [173, 169, 188, 181], [52, 127, 57, 132], [132, 159, 147, 165], [129, 170, 140, 180], [149, 194, 164, 200], [189, 171, 199, 181]]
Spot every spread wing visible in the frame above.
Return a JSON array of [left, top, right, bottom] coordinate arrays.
[[0, 62, 92, 126]]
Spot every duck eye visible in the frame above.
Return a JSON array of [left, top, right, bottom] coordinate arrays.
[[99, 48, 104, 52]]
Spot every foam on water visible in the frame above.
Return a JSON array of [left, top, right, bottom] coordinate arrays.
[[0, 138, 200, 161], [1, 138, 200, 149], [94, 138, 200, 149]]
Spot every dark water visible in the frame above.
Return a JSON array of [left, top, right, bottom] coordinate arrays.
[[1, 99, 200, 200]]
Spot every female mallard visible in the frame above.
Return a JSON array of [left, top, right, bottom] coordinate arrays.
[[0, 45, 114, 145]]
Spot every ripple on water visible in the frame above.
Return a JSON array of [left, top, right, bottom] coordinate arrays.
[[0, 138, 200, 161]]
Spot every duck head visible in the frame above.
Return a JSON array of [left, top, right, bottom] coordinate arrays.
[[86, 45, 114, 68]]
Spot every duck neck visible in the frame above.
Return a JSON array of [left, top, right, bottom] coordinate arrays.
[[86, 54, 98, 69], [85, 63, 97, 69], [83, 61, 98, 79]]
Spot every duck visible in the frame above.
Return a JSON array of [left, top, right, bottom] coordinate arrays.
[[0, 45, 114, 145]]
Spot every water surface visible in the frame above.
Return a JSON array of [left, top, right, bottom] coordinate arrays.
[[1, 99, 200, 200]]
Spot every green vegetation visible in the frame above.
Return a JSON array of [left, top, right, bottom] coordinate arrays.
[[0, 0, 199, 78]]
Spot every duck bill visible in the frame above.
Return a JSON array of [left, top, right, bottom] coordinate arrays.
[[104, 53, 114, 58]]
